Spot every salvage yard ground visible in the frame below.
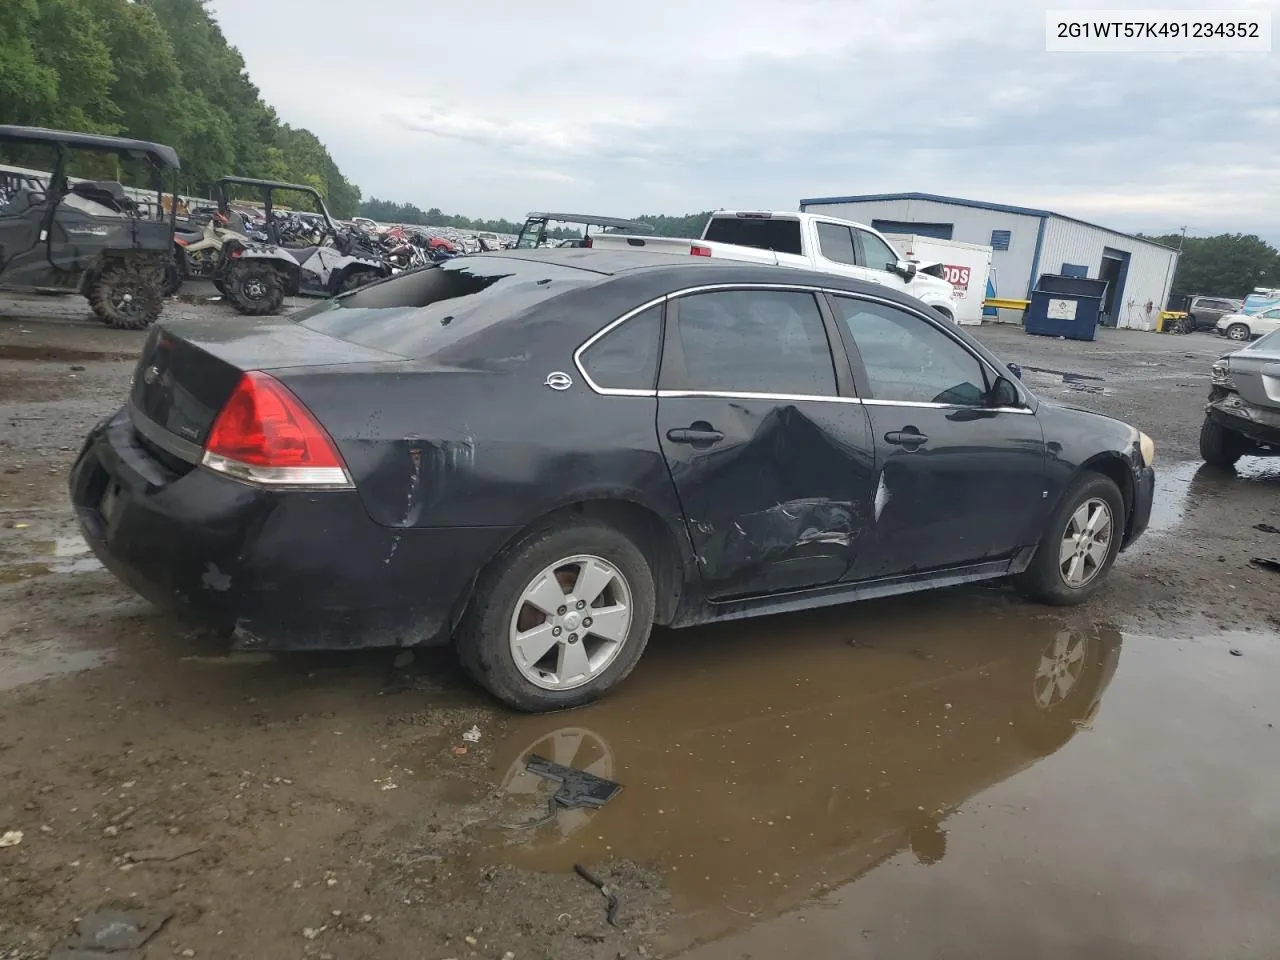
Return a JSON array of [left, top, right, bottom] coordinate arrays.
[[2, 295, 1279, 960]]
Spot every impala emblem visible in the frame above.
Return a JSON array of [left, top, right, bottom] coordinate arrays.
[[544, 371, 573, 391], [142, 364, 161, 385]]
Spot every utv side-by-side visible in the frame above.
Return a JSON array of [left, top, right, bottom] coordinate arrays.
[[211, 177, 391, 315], [514, 212, 655, 249], [0, 125, 180, 329]]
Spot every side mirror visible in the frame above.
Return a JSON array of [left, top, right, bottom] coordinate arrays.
[[1007, 361, 1023, 380], [988, 375, 1022, 409], [894, 259, 917, 281]]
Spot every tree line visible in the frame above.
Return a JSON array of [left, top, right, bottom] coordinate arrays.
[[1143, 233, 1280, 306], [358, 198, 719, 239], [0, 0, 361, 217]]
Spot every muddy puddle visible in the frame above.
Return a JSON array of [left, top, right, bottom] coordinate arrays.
[[462, 595, 1280, 958], [0, 530, 103, 582]]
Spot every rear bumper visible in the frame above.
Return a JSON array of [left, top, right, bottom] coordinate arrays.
[[70, 409, 518, 649], [1125, 465, 1155, 547]]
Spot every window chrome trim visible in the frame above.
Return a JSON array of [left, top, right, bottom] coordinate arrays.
[[127, 400, 203, 463], [572, 281, 1035, 414], [572, 294, 667, 397], [657, 389, 862, 405]]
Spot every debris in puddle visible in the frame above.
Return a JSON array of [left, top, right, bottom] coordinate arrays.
[[451, 745, 468, 756], [573, 863, 620, 927], [511, 755, 623, 829], [1249, 558, 1280, 574], [0, 829, 23, 847], [302, 925, 326, 940], [1255, 524, 1280, 535], [461, 724, 483, 743], [65, 908, 172, 951]]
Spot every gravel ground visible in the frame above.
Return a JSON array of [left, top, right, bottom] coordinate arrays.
[[1, 295, 1277, 960]]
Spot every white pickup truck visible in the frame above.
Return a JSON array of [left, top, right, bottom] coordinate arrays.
[[589, 210, 962, 321]]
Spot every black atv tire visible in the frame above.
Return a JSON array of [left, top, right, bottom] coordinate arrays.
[[161, 256, 183, 297], [225, 261, 285, 316], [87, 259, 165, 330], [338, 269, 380, 294]]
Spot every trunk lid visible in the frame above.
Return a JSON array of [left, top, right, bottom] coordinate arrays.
[[129, 316, 405, 451]]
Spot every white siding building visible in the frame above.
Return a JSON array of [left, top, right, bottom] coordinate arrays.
[[798, 192, 1179, 330]]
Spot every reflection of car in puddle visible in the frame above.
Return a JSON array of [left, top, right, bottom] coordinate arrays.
[[491, 606, 1121, 946]]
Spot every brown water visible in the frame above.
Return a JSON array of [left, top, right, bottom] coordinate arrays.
[[481, 593, 1280, 959]]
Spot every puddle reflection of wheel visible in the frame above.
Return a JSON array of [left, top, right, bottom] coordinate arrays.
[[497, 725, 614, 842], [1012, 628, 1107, 753]]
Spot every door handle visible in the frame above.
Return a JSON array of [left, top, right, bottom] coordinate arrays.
[[884, 428, 928, 449], [666, 426, 725, 445]]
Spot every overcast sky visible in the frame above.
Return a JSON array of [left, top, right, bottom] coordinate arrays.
[[208, 0, 1278, 241]]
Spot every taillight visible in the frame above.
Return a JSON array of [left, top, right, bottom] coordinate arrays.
[[690, 244, 712, 257], [202, 371, 352, 489]]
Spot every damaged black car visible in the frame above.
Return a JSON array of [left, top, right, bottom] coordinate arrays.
[[69, 250, 1156, 711]]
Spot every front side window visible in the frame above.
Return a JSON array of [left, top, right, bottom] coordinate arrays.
[[816, 222, 856, 265], [856, 230, 901, 273], [579, 305, 662, 391], [833, 297, 988, 407], [674, 290, 837, 397]]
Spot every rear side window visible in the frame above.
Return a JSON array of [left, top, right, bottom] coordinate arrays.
[[816, 222, 857, 265], [579, 305, 662, 391], [293, 258, 593, 357], [702, 217, 803, 256], [673, 290, 836, 397]]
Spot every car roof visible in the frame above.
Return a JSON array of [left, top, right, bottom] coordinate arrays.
[[0, 125, 180, 169], [483, 248, 922, 306]]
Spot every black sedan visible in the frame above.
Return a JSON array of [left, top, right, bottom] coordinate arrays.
[[69, 250, 1156, 711]]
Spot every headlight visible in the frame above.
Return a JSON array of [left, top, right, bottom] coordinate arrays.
[[1139, 431, 1156, 468], [1211, 360, 1235, 389]]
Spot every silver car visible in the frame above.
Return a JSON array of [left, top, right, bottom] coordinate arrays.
[[1201, 327, 1280, 466]]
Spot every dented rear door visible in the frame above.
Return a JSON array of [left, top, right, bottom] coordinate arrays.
[[656, 287, 877, 601]]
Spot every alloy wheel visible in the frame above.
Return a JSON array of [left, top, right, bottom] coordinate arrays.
[[1033, 631, 1087, 709], [508, 555, 633, 691], [1058, 497, 1113, 588]]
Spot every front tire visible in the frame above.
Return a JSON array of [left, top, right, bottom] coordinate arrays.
[[456, 519, 656, 712], [1015, 472, 1125, 606], [225, 261, 285, 315], [87, 259, 164, 329], [1200, 417, 1248, 467], [1227, 323, 1251, 342]]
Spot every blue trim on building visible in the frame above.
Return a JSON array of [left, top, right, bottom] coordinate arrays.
[[1027, 216, 1048, 301], [798, 191, 1178, 252]]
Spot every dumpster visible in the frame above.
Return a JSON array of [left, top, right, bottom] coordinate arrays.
[[1024, 274, 1109, 341]]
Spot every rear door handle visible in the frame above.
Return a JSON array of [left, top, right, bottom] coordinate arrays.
[[884, 428, 928, 449], [666, 426, 725, 444]]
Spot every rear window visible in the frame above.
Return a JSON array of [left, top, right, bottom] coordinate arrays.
[[702, 216, 803, 256], [293, 258, 595, 358]]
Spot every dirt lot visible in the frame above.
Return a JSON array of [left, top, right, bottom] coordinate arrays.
[[1, 295, 1278, 960]]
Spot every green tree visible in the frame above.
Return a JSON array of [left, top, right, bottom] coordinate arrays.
[[0, 0, 59, 129], [1149, 233, 1280, 305]]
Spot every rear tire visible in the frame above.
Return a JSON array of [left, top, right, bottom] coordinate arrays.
[[225, 261, 285, 315], [1200, 417, 1247, 467], [338, 269, 379, 294], [87, 259, 164, 330], [456, 519, 655, 712], [1015, 472, 1125, 606], [162, 256, 182, 296]]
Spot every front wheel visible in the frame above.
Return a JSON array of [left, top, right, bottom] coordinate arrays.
[[1227, 323, 1251, 342], [1200, 416, 1248, 467], [224, 261, 285, 315], [456, 519, 656, 712], [1015, 472, 1125, 606], [87, 260, 164, 329]]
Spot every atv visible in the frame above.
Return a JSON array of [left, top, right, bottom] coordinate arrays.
[[0, 125, 180, 329], [162, 209, 248, 296], [211, 177, 391, 316]]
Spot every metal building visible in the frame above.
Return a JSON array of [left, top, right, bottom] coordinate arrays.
[[798, 192, 1179, 330]]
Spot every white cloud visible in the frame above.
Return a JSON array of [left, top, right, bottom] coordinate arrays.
[[208, 0, 1280, 240]]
